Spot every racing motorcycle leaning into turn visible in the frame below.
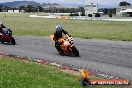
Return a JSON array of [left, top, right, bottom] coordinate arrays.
[[50, 34, 79, 57]]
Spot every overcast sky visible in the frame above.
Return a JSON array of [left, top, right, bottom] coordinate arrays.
[[0, 0, 132, 8]]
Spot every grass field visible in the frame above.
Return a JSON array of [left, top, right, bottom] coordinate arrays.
[[0, 56, 123, 88], [0, 13, 132, 41]]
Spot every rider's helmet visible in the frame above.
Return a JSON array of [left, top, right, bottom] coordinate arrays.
[[56, 25, 62, 31], [0, 22, 3, 31]]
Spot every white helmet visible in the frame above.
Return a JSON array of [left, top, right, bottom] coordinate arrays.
[[0, 22, 3, 25], [56, 25, 62, 30], [0, 22, 3, 27]]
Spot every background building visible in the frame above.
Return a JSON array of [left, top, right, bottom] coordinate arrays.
[[84, 3, 98, 16], [116, 6, 132, 17], [7, 10, 20, 13]]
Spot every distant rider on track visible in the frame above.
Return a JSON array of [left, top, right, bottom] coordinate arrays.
[[0, 22, 6, 34], [0, 22, 12, 35]]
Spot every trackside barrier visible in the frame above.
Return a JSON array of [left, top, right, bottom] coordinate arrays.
[[60, 16, 70, 20], [30, 15, 132, 21]]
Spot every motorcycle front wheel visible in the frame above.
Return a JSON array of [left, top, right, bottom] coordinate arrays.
[[11, 37, 16, 45], [71, 46, 79, 57]]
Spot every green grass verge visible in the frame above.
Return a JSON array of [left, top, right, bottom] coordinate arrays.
[[0, 13, 132, 41], [0, 56, 123, 88]]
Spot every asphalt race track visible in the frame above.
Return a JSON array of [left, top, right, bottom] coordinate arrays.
[[0, 36, 132, 80]]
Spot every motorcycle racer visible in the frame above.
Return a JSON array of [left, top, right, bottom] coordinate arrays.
[[0, 22, 6, 34], [54, 25, 71, 54]]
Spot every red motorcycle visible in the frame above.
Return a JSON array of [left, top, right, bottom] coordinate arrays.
[[0, 28, 16, 45]]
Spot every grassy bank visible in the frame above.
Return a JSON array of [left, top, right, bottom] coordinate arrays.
[[0, 56, 80, 88], [0, 13, 132, 41], [0, 57, 123, 88], [0, 56, 124, 88]]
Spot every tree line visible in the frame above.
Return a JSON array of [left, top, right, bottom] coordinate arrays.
[[0, 5, 85, 13], [0, 1, 131, 17]]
